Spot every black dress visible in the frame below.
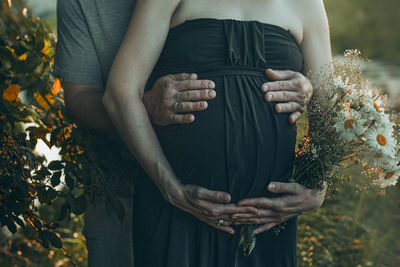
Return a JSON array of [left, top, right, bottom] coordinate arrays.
[[133, 18, 303, 267]]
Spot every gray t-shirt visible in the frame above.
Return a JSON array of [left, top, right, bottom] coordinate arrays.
[[54, 0, 137, 85], [54, 0, 138, 159]]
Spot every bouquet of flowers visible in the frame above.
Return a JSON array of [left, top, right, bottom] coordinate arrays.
[[239, 50, 400, 256]]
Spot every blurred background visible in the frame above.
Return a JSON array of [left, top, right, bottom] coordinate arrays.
[[1, 0, 399, 266]]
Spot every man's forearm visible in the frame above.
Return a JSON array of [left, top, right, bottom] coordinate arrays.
[[65, 89, 116, 132]]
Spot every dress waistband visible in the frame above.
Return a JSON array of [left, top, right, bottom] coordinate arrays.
[[194, 66, 266, 78]]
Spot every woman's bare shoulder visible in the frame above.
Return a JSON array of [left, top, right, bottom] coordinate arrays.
[[289, 0, 329, 32]]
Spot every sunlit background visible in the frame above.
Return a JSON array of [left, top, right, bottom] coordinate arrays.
[[1, 0, 399, 266]]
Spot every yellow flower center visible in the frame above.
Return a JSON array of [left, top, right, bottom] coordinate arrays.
[[347, 90, 352, 94], [345, 119, 355, 129], [384, 172, 395, 180], [373, 102, 380, 113], [377, 134, 387, 146]]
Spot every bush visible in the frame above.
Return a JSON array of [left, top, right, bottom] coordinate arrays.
[[1, 2, 135, 265]]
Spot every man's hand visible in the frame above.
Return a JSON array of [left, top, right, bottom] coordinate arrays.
[[233, 182, 326, 235], [165, 184, 258, 235], [143, 73, 216, 126], [261, 69, 313, 124]]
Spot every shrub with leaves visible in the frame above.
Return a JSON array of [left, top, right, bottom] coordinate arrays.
[[0, 0, 135, 256], [0, 0, 64, 249]]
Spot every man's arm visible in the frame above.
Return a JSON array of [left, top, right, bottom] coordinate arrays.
[[63, 82, 113, 131], [63, 73, 216, 131]]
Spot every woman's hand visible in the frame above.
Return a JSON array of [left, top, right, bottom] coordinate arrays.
[[261, 69, 313, 123], [162, 183, 259, 235], [233, 182, 326, 235]]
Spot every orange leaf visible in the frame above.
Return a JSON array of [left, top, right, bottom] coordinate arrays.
[[52, 78, 61, 95], [42, 40, 50, 55], [34, 93, 55, 111], [18, 53, 28, 61], [5, 45, 16, 56], [3, 84, 21, 102]]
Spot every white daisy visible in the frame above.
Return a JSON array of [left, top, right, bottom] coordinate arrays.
[[360, 104, 378, 123], [366, 151, 398, 169], [333, 76, 347, 90], [374, 113, 394, 129], [374, 165, 400, 188], [365, 126, 396, 156], [334, 110, 367, 142]]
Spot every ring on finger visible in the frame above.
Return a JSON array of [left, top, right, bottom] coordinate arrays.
[[174, 102, 182, 112], [217, 219, 224, 226]]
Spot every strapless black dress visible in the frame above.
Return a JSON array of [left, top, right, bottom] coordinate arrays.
[[133, 18, 303, 267]]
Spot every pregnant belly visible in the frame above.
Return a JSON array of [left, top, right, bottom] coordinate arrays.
[[152, 73, 297, 201]]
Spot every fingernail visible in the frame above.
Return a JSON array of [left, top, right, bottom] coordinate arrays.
[[222, 194, 231, 202], [276, 105, 282, 112], [208, 81, 215, 88], [262, 84, 269, 92], [268, 183, 276, 190], [267, 93, 272, 101], [208, 90, 216, 97]]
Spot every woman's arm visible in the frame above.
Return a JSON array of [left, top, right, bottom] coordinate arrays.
[[102, 0, 257, 234], [300, 0, 333, 77], [103, 0, 182, 200]]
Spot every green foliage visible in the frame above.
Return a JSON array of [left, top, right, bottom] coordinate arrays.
[[0, 1, 135, 264], [297, 175, 400, 266], [1, 0, 64, 251], [326, 0, 400, 64]]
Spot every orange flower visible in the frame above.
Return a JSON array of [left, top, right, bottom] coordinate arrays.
[[3, 84, 21, 102], [52, 78, 61, 95]]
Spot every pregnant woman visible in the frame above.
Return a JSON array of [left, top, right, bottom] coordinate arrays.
[[103, 0, 332, 266]]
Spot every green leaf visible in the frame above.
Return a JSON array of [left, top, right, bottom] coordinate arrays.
[[51, 171, 61, 187], [65, 173, 75, 189], [239, 225, 256, 257], [33, 218, 43, 229], [57, 203, 68, 221], [47, 188, 57, 201], [5, 218, 17, 234], [47, 231, 63, 248], [48, 160, 64, 170], [40, 230, 62, 249], [71, 194, 87, 215], [37, 187, 48, 203]]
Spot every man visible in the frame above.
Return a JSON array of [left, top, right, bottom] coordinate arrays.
[[54, 0, 324, 266]]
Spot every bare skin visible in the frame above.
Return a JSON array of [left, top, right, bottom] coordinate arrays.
[[100, 0, 331, 235]]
